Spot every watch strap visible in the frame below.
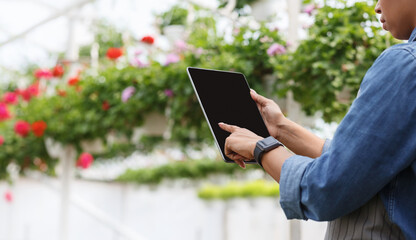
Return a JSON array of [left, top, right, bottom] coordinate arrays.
[[254, 136, 283, 167]]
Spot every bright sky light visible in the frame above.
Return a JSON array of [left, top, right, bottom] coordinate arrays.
[[0, 0, 218, 73]]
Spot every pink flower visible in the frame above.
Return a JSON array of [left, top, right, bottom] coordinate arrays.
[[14, 120, 31, 137], [164, 89, 174, 98], [0, 135, 4, 146], [175, 40, 188, 52], [76, 152, 94, 169], [165, 54, 180, 65], [267, 43, 286, 56], [20, 82, 41, 102], [0, 103, 12, 121], [233, 28, 240, 35], [194, 48, 204, 57], [131, 58, 148, 68], [134, 50, 143, 56], [260, 36, 273, 43], [34, 69, 53, 79], [3, 92, 18, 105], [303, 4, 316, 16], [121, 86, 135, 102], [4, 191, 13, 203]]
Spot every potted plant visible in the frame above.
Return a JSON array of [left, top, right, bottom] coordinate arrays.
[[156, 5, 188, 42]]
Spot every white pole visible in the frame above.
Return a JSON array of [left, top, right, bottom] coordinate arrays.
[[287, 0, 300, 49], [59, 145, 77, 240], [286, 0, 302, 239]]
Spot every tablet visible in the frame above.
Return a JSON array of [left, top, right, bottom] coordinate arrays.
[[187, 67, 270, 163]]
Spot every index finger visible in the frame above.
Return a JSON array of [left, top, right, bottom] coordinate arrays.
[[218, 122, 240, 133]]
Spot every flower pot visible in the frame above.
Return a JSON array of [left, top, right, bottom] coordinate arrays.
[[163, 25, 186, 43], [106, 131, 129, 146], [45, 137, 65, 159], [80, 138, 105, 154], [131, 112, 169, 143], [250, 0, 277, 22]]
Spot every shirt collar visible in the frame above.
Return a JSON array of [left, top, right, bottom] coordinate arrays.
[[409, 27, 416, 42]]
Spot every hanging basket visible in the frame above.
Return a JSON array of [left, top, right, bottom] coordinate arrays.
[[80, 138, 105, 154], [163, 25, 186, 43], [250, 0, 277, 22]]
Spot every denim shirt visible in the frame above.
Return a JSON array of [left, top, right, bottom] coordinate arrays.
[[279, 27, 416, 240]]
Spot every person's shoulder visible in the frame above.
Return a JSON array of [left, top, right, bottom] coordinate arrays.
[[379, 42, 416, 60], [361, 41, 416, 89]]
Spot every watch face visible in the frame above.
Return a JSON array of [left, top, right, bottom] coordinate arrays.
[[263, 137, 277, 145], [259, 136, 281, 151]]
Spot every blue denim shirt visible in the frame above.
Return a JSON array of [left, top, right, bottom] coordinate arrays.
[[279, 27, 416, 239]]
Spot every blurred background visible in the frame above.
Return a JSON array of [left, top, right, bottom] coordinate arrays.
[[0, 0, 396, 239]]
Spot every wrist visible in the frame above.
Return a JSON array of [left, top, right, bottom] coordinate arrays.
[[275, 115, 291, 140]]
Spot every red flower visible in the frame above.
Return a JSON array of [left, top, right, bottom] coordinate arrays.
[[34, 69, 53, 79], [21, 89, 32, 102], [3, 92, 18, 105], [52, 65, 64, 77], [76, 152, 94, 169], [0, 103, 11, 121], [28, 83, 40, 96], [4, 191, 13, 203], [0, 135, 4, 146], [68, 76, 79, 86], [31, 120, 47, 137], [102, 101, 110, 111], [19, 83, 40, 102], [141, 35, 155, 44], [106, 48, 123, 60], [14, 120, 31, 137], [57, 89, 67, 97]]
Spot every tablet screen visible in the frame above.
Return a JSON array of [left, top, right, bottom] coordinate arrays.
[[187, 67, 270, 163]]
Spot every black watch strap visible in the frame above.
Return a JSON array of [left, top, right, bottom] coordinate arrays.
[[254, 146, 265, 167], [254, 136, 283, 167]]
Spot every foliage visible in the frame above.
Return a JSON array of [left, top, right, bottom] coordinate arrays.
[[218, 0, 258, 10], [198, 179, 279, 200], [116, 159, 261, 185], [281, 1, 397, 122], [79, 21, 124, 58], [156, 5, 188, 33], [0, 0, 398, 180]]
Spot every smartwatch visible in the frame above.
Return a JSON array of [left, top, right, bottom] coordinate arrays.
[[254, 136, 283, 167]]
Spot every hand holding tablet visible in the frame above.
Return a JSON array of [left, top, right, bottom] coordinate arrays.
[[187, 67, 270, 164]]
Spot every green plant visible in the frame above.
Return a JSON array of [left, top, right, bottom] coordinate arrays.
[[280, 1, 397, 122], [116, 159, 260, 184], [198, 180, 279, 200]]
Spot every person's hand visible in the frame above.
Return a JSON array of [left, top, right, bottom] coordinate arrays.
[[250, 89, 285, 139], [218, 122, 263, 168]]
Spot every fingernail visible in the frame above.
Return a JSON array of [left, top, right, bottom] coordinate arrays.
[[218, 122, 224, 125], [250, 89, 256, 93]]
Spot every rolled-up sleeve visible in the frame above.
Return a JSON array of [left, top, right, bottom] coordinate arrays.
[[279, 48, 416, 221], [279, 139, 332, 219]]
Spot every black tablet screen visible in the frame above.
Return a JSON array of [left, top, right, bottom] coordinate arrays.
[[187, 67, 270, 163]]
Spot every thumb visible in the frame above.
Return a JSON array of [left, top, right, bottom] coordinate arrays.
[[250, 89, 269, 106]]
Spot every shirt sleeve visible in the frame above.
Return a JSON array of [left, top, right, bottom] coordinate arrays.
[[279, 47, 416, 221]]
